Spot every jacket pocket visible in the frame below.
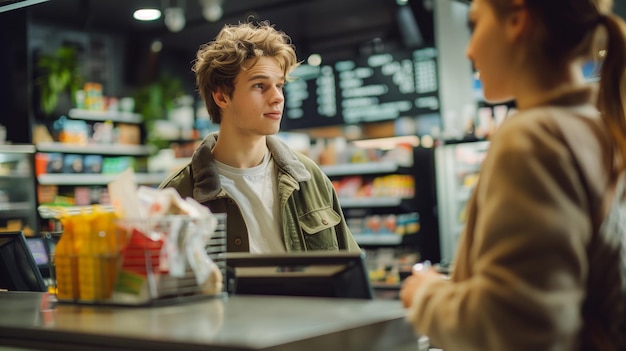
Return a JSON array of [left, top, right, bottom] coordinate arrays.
[[299, 207, 341, 250]]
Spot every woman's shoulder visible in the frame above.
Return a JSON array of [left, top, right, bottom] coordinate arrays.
[[489, 104, 612, 195], [493, 104, 605, 152]]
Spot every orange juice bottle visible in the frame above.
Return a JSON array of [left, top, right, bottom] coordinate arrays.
[[56, 214, 79, 300], [89, 208, 119, 300], [76, 209, 98, 301]]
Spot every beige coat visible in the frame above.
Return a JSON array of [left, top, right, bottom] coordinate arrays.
[[407, 87, 625, 351]]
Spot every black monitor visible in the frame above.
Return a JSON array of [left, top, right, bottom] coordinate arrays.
[[25, 236, 51, 279], [222, 251, 374, 299], [0, 231, 47, 292]]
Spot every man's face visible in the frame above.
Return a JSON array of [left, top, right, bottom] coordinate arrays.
[[219, 56, 286, 138]]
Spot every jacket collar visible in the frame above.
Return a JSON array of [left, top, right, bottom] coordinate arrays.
[[516, 85, 597, 114], [190, 132, 311, 202]]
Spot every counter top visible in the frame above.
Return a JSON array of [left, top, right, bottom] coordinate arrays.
[[0, 292, 418, 351]]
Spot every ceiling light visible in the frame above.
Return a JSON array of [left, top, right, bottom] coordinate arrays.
[[307, 54, 322, 67], [164, 7, 186, 32], [200, 0, 223, 22], [134, 8, 162, 21], [151, 40, 163, 52]]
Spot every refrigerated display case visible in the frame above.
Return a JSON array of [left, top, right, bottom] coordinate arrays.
[[0, 144, 39, 236], [435, 141, 489, 266]]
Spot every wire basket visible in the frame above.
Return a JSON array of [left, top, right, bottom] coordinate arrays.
[[54, 213, 226, 306]]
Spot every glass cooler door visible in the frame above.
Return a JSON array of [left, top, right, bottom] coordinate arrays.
[[435, 141, 489, 266]]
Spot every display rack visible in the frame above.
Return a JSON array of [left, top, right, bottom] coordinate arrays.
[[35, 109, 165, 208], [320, 145, 439, 298], [0, 144, 39, 235]]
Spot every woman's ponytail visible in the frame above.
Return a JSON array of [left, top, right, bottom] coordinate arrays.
[[598, 14, 626, 174]]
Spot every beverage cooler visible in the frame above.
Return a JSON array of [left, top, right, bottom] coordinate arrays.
[[435, 141, 490, 266]]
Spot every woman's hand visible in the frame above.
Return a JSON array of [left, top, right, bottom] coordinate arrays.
[[400, 262, 445, 308]]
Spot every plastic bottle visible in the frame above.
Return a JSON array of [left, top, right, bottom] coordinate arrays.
[[89, 208, 119, 300], [55, 214, 79, 300]]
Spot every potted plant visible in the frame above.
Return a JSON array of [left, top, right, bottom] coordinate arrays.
[[133, 73, 185, 149], [35, 45, 83, 117]]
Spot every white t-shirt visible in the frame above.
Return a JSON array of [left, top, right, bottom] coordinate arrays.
[[215, 151, 285, 253]]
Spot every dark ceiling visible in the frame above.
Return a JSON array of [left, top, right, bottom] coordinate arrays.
[[25, 0, 435, 61]]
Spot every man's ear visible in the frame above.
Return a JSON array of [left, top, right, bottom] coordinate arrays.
[[505, 7, 529, 42], [212, 88, 228, 108]]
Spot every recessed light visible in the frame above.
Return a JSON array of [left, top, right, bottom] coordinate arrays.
[[307, 54, 322, 66], [133, 8, 162, 21]]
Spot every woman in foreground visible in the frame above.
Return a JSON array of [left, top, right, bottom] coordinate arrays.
[[400, 0, 626, 350]]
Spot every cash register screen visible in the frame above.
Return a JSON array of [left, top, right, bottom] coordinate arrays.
[[223, 251, 374, 299], [0, 231, 47, 292], [25, 237, 52, 279], [25, 237, 49, 266]]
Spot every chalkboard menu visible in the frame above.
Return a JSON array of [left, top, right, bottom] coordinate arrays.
[[283, 47, 439, 130], [283, 63, 341, 129]]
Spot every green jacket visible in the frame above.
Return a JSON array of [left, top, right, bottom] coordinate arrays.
[[159, 132, 360, 253]]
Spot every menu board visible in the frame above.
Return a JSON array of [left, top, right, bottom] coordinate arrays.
[[283, 47, 439, 130], [284, 63, 342, 129]]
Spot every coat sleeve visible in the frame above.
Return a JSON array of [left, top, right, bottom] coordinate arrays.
[[406, 118, 592, 351]]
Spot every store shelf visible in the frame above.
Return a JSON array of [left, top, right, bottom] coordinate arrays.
[[38, 172, 167, 186], [320, 161, 402, 177], [339, 196, 405, 208], [353, 234, 403, 246], [38, 204, 114, 219], [0, 172, 31, 179], [0, 201, 32, 212], [0, 145, 36, 154], [68, 108, 143, 124], [36, 142, 155, 156]]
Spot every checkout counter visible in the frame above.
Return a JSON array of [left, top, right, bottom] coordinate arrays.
[[0, 291, 420, 351]]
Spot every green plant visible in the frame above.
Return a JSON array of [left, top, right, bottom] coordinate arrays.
[[35, 45, 83, 116], [133, 73, 185, 149]]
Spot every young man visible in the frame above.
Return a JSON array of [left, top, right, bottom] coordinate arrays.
[[160, 21, 360, 254]]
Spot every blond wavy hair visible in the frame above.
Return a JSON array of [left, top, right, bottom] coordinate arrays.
[[192, 21, 300, 124]]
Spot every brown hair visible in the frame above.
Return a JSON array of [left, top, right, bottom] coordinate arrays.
[[192, 20, 300, 124], [488, 0, 626, 174]]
